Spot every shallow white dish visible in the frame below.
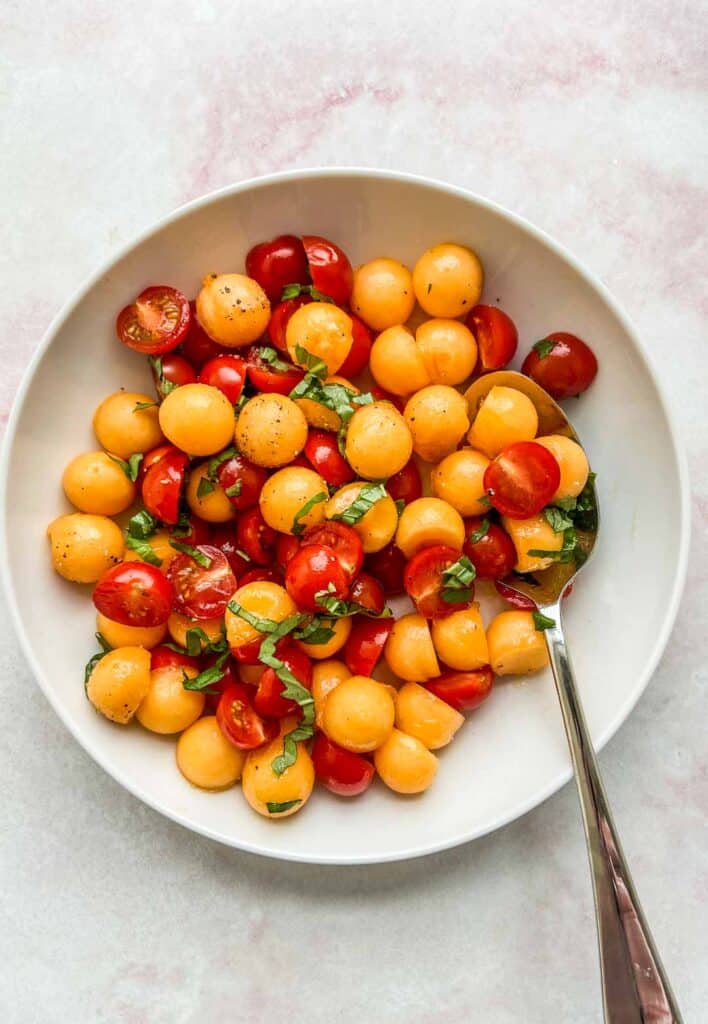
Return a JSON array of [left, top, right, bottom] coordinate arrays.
[[0, 169, 689, 864]]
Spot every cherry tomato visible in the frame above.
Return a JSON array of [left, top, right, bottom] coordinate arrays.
[[93, 563, 174, 627], [370, 386, 406, 413], [302, 235, 353, 305], [349, 572, 386, 615], [386, 459, 422, 505], [230, 634, 264, 664], [493, 580, 537, 610], [338, 312, 373, 378], [521, 332, 599, 399], [285, 544, 350, 613], [267, 295, 311, 351], [203, 653, 239, 713], [484, 442, 561, 519], [304, 429, 356, 487], [239, 567, 283, 586], [137, 443, 179, 485], [166, 545, 237, 619], [253, 643, 313, 718], [311, 733, 374, 796], [217, 683, 278, 750], [246, 347, 305, 395], [245, 234, 309, 303], [463, 518, 517, 580], [364, 542, 406, 595], [209, 523, 251, 577], [425, 667, 494, 711], [275, 533, 300, 572], [216, 454, 268, 510], [151, 352, 197, 399], [170, 515, 210, 548], [116, 285, 191, 355], [301, 521, 363, 583], [141, 449, 189, 524], [466, 304, 518, 371], [150, 645, 201, 672], [180, 302, 228, 367], [403, 544, 473, 618], [198, 354, 247, 404], [236, 507, 278, 565], [344, 616, 394, 676]]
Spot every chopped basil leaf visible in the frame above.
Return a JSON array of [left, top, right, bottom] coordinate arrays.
[[227, 603, 299, 638], [235, 548, 251, 562], [441, 555, 476, 605], [394, 498, 405, 517], [532, 611, 556, 631], [169, 541, 213, 568], [533, 338, 557, 360], [478, 494, 492, 508], [528, 527, 581, 563], [293, 616, 337, 645], [544, 506, 574, 533], [184, 628, 208, 657], [573, 472, 598, 532], [292, 491, 328, 536], [468, 518, 490, 544], [127, 509, 158, 540], [256, 346, 293, 373], [125, 535, 162, 566], [171, 510, 193, 538], [107, 452, 143, 482], [266, 799, 302, 814], [329, 482, 387, 526], [224, 479, 243, 499], [294, 345, 327, 379], [280, 283, 335, 304], [207, 446, 238, 480], [148, 355, 178, 397], [197, 475, 216, 498], [84, 633, 112, 689], [134, 400, 158, 411], [553, 496, 578, 512], [288, 375, 373, 430], [234, 392, 249, 412], [182, 650, 230, 692], [314, 591, 393, 619]]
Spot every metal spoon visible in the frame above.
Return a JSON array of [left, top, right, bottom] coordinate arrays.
[[464, 370, 682, 1023]]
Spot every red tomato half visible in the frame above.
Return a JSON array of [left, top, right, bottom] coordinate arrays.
[[166, 545, 236, 619], [344, 617, 394, 676], [150, 645, 201, 672], [302, 235, 353, 305], [403, 545, 472, 618], [304, 429, 355, 487], [386, 459, 422, 505], [267, 295, 311, 352], [338, 312, 373, 378], [203, 654, 240, 714], [151, 352, 197, 399], [116, 286, 191, 355], [217, 683, 278, 750], [493, 580, 537, 611], [216, 454, 268, 510], [466, 304, 518, 372], [137, 443, 178, 485], [246, 347, 305, 395], [198, 354, 247, 404], [254, 643, 313, 718], [239, 567, 283, 586], [246, 234, 309, 303], [141, 449, 189, 524], [311, 733, 374, 796], [275, 533, 300, 572], [521, 332, 598, 399], [425, 667, 494, 711], [236, 507, 278, 565], [364, 542, 406, 595], [179, 302, 228, 367], [170, 515, 210, 548], [285, 544, 349, 613], [93, 563, 174, 627], [349, 572, 386, 615], [463, 518, 517, 580], [300, 521, 364, 583], [484, 442, 561, 519], [209, 524, 251, 577]]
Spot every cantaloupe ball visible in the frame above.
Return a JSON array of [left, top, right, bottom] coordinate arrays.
[[415, 319, 478, 385], [395, 682, 464, 750], [374, 728, 439, 794], [311, 659, 351, 729], [135, 665, 205, 734], [159, 383, 235, 456], [96, 612, 166, 651], [385, 614, 440, 682], [467, 386, 538, 458], [176, 716, 245, 790], [430, 448, 490, 517], [235, 394, 308, 468], [345, 402, 413, 480], [47, 513, 124, 583], [369, 325, 431, 397], [185, 463, 235, 523], [123, 529, 179, 569], [225, 581, 297, 650], [412, 243, 483, 318], [286, 302, 353, 376], [325, 482, 398, 553], [351, 257, 416, 331], [196, 272, 270, 347], [431, 604, 489, 671], [259, 466, 327, 535], [85, 646, 151, 724], [502, 514, 565, 573], [296, 617, 352, 661], [93, 391, 164, 459], [535, 435, 590, 501], [62, 451, 136, 516], [487, 610, 550, 676], [241, 718, 315, 818], [167, 612, 225, 650], [404, 385, 469, 463], [395, 497, 465, 559], [322, 675, 395, 753]]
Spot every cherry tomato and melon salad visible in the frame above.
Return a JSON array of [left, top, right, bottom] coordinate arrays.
[[46, 230, 598, 820]]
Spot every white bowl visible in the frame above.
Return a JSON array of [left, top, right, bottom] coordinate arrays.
[[0, 169, 689, 864]]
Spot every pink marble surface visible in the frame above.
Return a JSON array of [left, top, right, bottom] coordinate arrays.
[[1, 1, 706, 1021]]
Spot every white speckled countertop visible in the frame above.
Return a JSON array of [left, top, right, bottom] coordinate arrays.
[[1, 2, 706, 1021]]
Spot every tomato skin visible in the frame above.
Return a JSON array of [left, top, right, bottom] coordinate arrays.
[[141, 449, 189, 524], [521, 332, 598, 399], [267, 295, 312, 351], [493, 580, 537, 610], [239, 567, 283, 586], [403, 544, 472, 618], [180, 302, 228, 367], [304, 429, 356, 487], [275, 533, 300, 572], [93, 563, 174, 627], [198, 354, 247, 404], [208, 523, 251, 577], [216, 683, 278, 750], [344, 616, 394, 676], [150, 645, 201, 672], [246, 234, 309, 303], [236, 507, 278, 565], [463, 518, 517, 580], [216, 454, 268, 510], [170, 515, 210, 548], [151, 353, 197, 398], [253, 643, 313, 718], [338, 312, 373, 378], [246, 347, 305, 395], [137, 443, 178, 485], [425, 667, 494, 711], [311, 733, 374, 796], [370, 386, 406, 413], [385, 459, 422, 505], [302, 235, 353, 305], [166, 545, 237, 619], [203, 653, 239, 713], [285, 544, 349, 613], [300, 521, 364, 583], [466, 304, 518, 371], [116, 285, 191, 355], [364, 541, 406, 595], [484, 442, 561, 519], [349, 572, 386, 615]]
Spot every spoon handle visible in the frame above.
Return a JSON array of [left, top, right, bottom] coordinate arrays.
[[542, 603, 682, 1023]]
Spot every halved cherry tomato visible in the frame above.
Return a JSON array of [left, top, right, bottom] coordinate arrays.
[[151, 352, 197, 399], [311, 733, 375, 796], [304, 429, 355, 487], [166, 545, 236, 619], [386, 459, 422, 505], [425, 667, 494, 711], [349, 572, 386, 615], [217, 682, 278, 750], [141, 449, 189, 524], [344, 616, 394, 676], [203, 653, 240, 713], [484, 442, 561, 519], [230, 634, 264, 664], [236, 507, 278, 565], [267, 295, 311, 352], [116, 285, 191, 355], [170, 515, 210, 548], [150, 645, 201, 672], [209, 523, 251, 577], [301, 521, 363, 583], [285, 544, 349, 613], [239, 567, 283, 586], [302, 235, 353, 305], [198, 354, 247, 404], [93, 563, 174, 627], [364, 541, 406, 595], [246, 234, 309, 303], [246, 347, 305, 395], [370, 386, 406, 413], [338, 312, 373, 378], [275, 533, 300, 572], [403, 544, 473, 618], [179, 302, 228, 367], [466, 304, 518, 372], [216, 454, 268, 510], [493, 580, 537, 611], [463, 518, 517, 580], [253, 643, 313, 718], [137, 443, 179, 485], [521, 332, 598, 399]]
